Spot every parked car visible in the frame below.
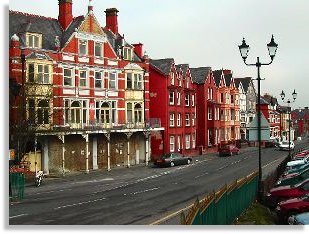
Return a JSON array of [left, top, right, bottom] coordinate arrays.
[[218, 145, 240, 157], [293, 150, 309, 158], [265, 179, 309, 207], [275, 167, 309, 187], [279, 141, 295, 151], [292, 152, 309, 161], [285, 157, 309, 172], [276, 194, 309, 223], [288, 212, 309, 225], [154, 153, 192, 167], [282, 164, 309, 178]]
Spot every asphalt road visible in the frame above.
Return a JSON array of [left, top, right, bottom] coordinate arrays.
[[9, 140, 309, 225]]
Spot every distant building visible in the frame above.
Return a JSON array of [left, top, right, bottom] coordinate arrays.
[[291, 107, 309, 138], [234, 77, 256, 140]]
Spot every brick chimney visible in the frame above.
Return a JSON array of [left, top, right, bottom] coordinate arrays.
[[132, 43, 143, 58], [58, 0, 73, 30], [105, 8, 119, 34]]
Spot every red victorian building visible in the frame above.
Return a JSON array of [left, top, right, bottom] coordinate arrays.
[[9, 0, 162, 174], [149, 59, 198, 159], [190, 67, 220, 153]]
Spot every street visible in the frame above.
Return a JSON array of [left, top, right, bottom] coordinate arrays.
[[9, 140, 309, 225]]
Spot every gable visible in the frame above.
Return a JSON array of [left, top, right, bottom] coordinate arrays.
[[78, 14, 105, 36]]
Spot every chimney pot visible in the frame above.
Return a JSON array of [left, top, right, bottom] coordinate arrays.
[[58, 0, 73, 30], [105, 8, 119, 34]]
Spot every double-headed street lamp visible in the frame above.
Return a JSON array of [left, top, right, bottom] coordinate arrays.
[[238, 35, 278, 200], [280, 90, 297, 158]]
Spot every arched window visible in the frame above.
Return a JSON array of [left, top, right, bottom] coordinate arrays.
[[71, 101, 81, 123], [37, 100, 49, 124], [101, 102, 110, 124], [134, 103, 143, 123]]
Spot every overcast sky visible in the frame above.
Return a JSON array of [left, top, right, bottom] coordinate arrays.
[[8, 0, 309, 109]]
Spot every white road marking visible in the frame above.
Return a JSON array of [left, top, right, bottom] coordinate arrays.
[[54, 197, 106, 210], [262, 158, 283, 169], [74, 178, 114, 184], [124, 187, 159, 196], [9, 213, 28, 219], [28, 188, 72, 196]]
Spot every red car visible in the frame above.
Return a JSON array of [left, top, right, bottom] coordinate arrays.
[[293, 150, 309, 159], [265, 179, 309, 207], [276, 194, 309, 223], [218, 145, 240, 157]]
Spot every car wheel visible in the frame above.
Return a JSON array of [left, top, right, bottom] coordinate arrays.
[[170, 161, 175, 167], [187, 159, 191, 164]]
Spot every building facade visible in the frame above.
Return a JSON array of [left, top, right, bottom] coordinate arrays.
[[149, 59, 197, 159], [9, 0, 162, 174], [234, 77, 256, 141]]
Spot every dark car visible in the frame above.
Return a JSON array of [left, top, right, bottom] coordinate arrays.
[[275, 167, 309, 187], [218, 145, 240, 157], [276, 194, 309, 223], [154, 153, 192, 167], [265, 179, 309, 207]]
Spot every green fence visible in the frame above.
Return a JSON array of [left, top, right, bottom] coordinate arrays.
[[181, 171, 258, 225], [9, 172, 25, 201]]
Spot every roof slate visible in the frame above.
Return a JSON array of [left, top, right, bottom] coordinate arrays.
[[212, 70, 223, 87], [190, 67, 211, 84], [234, 77, 252, 92], [150, 58, 174, 75]]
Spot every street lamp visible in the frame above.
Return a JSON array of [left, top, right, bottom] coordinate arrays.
[[238, 35, 278, 201], [280, 89, 297, 158]]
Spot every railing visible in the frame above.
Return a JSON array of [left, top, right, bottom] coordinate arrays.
[[52, 118, 162, 132], [180, 171, 258, 225]]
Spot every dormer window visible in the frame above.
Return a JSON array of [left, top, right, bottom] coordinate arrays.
[[123, 47, 133, 60], [79, 39, 88, 56], [26, 33, 42, 49], [94, 42, 103, 57]]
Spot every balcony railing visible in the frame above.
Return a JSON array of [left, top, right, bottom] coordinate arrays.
[[52, 118, 161, 132]]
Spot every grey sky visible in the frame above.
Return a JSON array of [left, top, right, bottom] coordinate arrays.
[[9, 0, 309, 109]]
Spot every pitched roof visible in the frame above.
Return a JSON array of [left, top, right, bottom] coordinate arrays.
[[263, 94, 278, 106], [212, 70, 223, 87], [234, 77, 252, 93], [190, 67, 211, 84], [224, 73, 233, 87], [259, 96, 269, 105], [150, 58, 174, 75], [9, 10, 63, 50], [9, 10, 142, 62]]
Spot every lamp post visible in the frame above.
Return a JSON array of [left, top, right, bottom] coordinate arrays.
[[280, 90, 297, 158], [238, 35, 278, 201]]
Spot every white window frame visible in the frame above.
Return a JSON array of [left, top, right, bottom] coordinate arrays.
[[123, 47, 133, 60], [27, 33, 41, 49], [79, 70, 87, 87], [169, 91, 175, 105], [192, 113, 195, 126], [177, 92, 181, 105], [177, 113, 181, 127], [109, 72, 117, 89], [169, 113, 175, 127], [192, 133, 196, 149], [64, 68, 74, 87], [177, 135, 182, 151], [79, 39, 88, 56], [170, 72, 175, 85], [94, 42, 103, 58], [192, 94, 195, 106], [208, 107, 212, 120], [170, 136, 175, 152], [185, 94, 190, 106], [185, 135, 190, 149], [95, 71, 104, 89], [185, 114, 190, 126]]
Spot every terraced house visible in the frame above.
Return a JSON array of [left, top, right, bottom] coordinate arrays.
[[212, 69, 241, 145], [9, 0, 162, 175], [149, 59, 197, 159]]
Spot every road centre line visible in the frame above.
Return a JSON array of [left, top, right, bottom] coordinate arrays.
[[123, 187, 159, 196], [194, 172, 209, 179], [54, 197, 106, 210], [262, 157, 284, 169], [9, 213, 28, 219]]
